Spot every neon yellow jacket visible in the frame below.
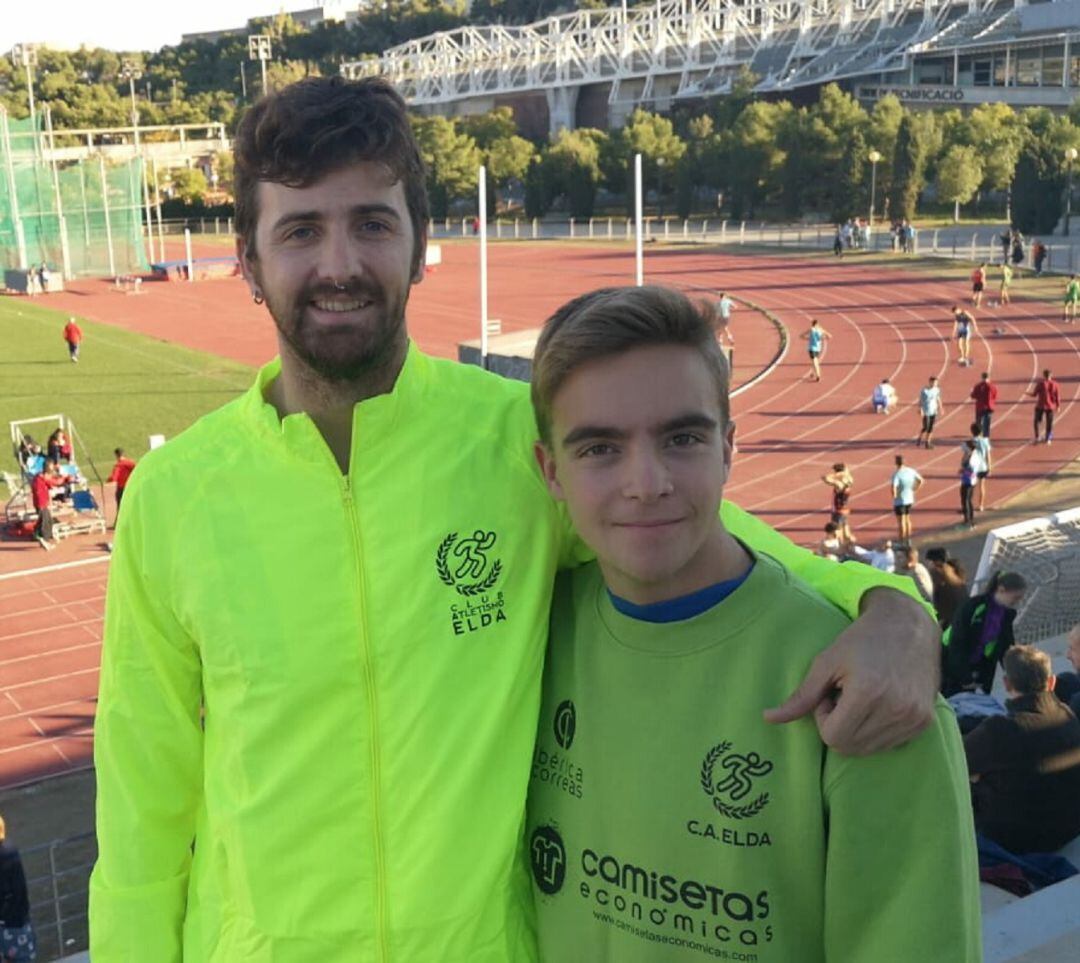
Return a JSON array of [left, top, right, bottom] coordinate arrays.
[[90, 344, 924, 962]]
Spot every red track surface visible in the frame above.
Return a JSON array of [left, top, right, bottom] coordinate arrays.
[[2, 240, 1077, 789]]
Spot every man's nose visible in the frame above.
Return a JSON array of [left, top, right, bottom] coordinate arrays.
[[621, 450, 673, 501], [318, 224, 362, 285]]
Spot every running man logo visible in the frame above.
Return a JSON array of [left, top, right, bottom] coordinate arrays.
[[700, 741, 773, 820], [530, 825, 567, 895], [554, 699, 576, 750], [436, 530, 503, 597]]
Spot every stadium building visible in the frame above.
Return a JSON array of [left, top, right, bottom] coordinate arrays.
[[345, 0, 1080, 137]]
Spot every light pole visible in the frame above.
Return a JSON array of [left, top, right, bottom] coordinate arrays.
[[248, 34, 272, 97], [868, 149, 881, 227], [11, 43, 39, 157], [1065, 147, 1078, 237], [657, 156, 665, 219], [120, 59, 142, 154]]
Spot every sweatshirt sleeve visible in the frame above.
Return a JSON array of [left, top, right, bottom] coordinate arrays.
[[720, 499, 933, 620], [822, 702, 982, 962], [89, 472, 202, 962]]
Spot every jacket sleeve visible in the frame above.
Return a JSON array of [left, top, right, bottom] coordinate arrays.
[[720, 499, 933, 620], [823, 703, 982, 961], [964, 715, 1013, 776], [89, 473, 202, 962]]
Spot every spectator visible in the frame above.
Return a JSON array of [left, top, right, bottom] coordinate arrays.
[[1052, 623, 1080, 717], [941, 571, 1027, 696], [925, 548, 969, 630], [1032, 239, 1047, 276], [0, 814, 36, 962], [1010, 233, 1025, 272], [30, 460, 65, 551], [964, 645, 1080, 854], [1028, 368, 1060, 445], [969, 422, 992, 512], [970, 371, 997, 438], [849, 538, 895, 573], [821, 462, 854, 543], [819, 521, 845, 561], [106, 448, 137, 518], [833, 228, 843, 257], [46, 429, 72, 464], [871, 377, 897, 414], [891, 454, 923, 541], [958, 440, 981, 529], [37, 262, 49, 294], [16, 436, 40, 469], [896, 545, 933, 603], [62, 316, 82, 363]]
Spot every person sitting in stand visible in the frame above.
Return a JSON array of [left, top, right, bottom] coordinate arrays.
[[964, 645, 1080, 854], [848, 538, 895, 573], [46, 429, 72, 464], [819, 521, 845, 561], [0, 813, 37, 961], [871, 378, 897, 414], [31, 460, 66, 551], [16, 435, 41, 469], [1052, 623, 1080, 717], [896, 545, 933, 603], [941, 571, 1026, 697]]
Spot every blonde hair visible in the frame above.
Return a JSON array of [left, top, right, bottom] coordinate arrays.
[[531, 285, 730, 444], [0, 813, 5, 841]]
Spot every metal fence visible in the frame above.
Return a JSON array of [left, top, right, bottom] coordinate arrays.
[[18, 831, 95, 961]]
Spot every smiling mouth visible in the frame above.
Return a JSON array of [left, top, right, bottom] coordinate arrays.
[[616, 519, 683, 528], [310, 298, 374, 313]]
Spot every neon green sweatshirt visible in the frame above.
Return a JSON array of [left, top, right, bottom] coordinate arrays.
[[90, 344, 928, 961]]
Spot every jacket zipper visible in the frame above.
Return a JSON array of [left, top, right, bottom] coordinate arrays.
[[342, 475, 390, 961]]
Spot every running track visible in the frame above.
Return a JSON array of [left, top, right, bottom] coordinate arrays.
[[2, 241, 1076, 789]]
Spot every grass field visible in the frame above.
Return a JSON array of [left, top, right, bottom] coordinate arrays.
[[0, 296, 253, 476]]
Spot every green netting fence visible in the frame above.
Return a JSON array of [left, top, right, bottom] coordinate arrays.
[[0, 108, 148, 279]]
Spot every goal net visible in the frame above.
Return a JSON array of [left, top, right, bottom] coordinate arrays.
[[972, 507, 1080, 645]]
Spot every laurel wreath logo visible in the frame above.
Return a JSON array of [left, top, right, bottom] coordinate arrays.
[[436, 533, 503, 597], [700, 742, 770, 820]]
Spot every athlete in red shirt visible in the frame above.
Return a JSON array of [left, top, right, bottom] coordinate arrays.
[[107, 449, 137, 516], [970, 372, 998, 438], [63, 317, 83, 362], [1028, 369, 1061, 444], [31, 461, 66, 548]]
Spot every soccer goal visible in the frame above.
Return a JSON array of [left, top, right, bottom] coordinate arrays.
[[972, 507, 1080, 645]]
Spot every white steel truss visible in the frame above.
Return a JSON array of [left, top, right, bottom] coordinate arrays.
[[342, 0, 1018, 106]]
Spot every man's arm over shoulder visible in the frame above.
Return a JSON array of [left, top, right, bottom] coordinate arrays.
[[823, 702, 982, 961], [90, 467, 203, 961], [721, 500, 940, 755]]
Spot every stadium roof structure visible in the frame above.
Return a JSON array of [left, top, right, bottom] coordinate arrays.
[[344, 0, 1080, 125]]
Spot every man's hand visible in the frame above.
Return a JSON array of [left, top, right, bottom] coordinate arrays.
[[763, 587, 940, 755]]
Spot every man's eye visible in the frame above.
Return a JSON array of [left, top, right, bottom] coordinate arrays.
[[669, 433, 703, 448], [360, 220, 389, 233], [579, 443, 614, 458], [285, 226, 315, 241]]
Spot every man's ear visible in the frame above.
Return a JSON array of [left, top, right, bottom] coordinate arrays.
[[533, 441, 565, 500], [723, 420, 737, 473], [236, 235, 259, 296], [411, 228, 428, 286]]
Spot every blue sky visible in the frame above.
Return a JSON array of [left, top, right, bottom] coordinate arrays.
[[0, 1, 307, 54]]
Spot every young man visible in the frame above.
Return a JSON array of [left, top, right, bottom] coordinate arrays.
[[916, 374, 943, 449], [90, 77, 941, 961], [965, 645, 1080, 854], [1052, 623, 1080, 717], [715, 291, 735, 347], [1028, 368, 1060, 444], [970, 371, 997, 438], [30, 460, 65, 550], [969, 422, 991, 511], [62, 316, 82, 363], [800, 318, 830, 382], [106, 448, 137, 517], [1064, 274, 1080, 323], [870, 377, 896, 414], [527, 285, 979, 962], [951, 305, 977, 367], [891, 454, 923, 541], [998, 261, 1012, 306], [970, 263, 986, 307]]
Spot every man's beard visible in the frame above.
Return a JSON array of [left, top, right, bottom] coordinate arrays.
[[262, 274, 408, 383]]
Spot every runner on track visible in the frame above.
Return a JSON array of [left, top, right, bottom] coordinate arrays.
[[801, 318, 831, 382]]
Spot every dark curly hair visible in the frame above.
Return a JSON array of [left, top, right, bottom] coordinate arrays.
[[233, 76, 428, 275]]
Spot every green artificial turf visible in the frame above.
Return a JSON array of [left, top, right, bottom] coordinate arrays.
[[0, 297, 252, 482]]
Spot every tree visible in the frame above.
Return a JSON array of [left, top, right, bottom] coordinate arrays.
[[543, 128, 604, 218], [937, 146, 984, 222], [888, 114, 929, 222], [484, 135, 536, 213], [411, 115, 481, 218], [458, 107, 517, 149], [169, 167, 209, 205], [617, 109, 686, 215], [722, 101, 790, 219], [1012, 109, 1080, 234]]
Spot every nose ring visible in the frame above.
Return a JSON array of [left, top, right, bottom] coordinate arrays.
[[333, 281, 347, 291]]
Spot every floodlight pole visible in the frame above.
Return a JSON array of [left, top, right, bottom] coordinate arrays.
[[99, 154, 117, 278], [868, 149, 881, 227], [635, 153, 643, 285], [1066, 148, 1078, 237], [478, 165, 489, 369], [12, 43, 40, 160], [248, 35, 272, 97], [0, 106, 28, 269], [120, 60, 142, 154], [44, 105, 72, 280]]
